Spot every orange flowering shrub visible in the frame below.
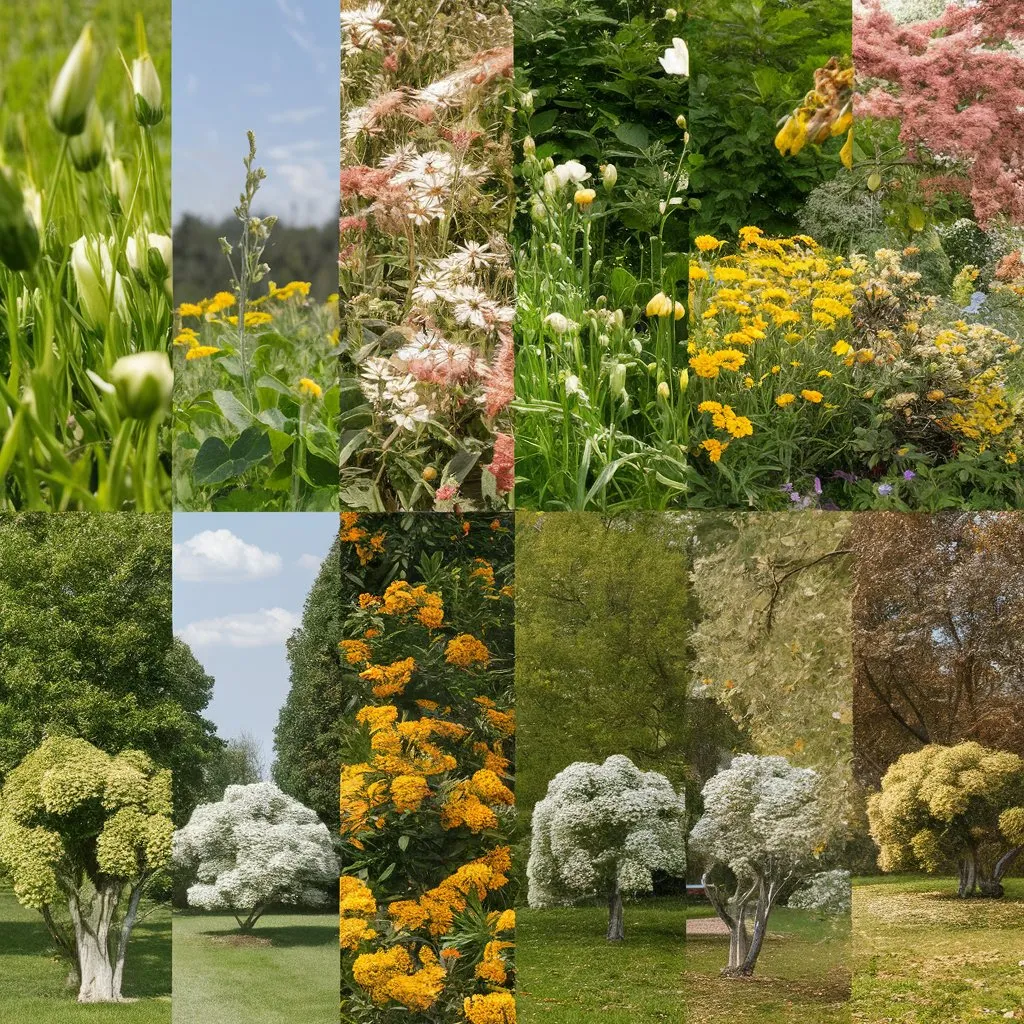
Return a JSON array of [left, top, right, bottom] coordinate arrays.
[[339, 513, 515, 1023]]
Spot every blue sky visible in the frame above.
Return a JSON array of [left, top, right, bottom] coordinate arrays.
[[172, 0, 339, 226], [172, 513, 338, 776]]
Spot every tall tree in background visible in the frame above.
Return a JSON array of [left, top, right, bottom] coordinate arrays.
[[202, 731, 265, 802], [0, 513, 219, 823], [853, 513, 1024, 788], [273, 536, 344, 830], [516, 512, 739, 817]]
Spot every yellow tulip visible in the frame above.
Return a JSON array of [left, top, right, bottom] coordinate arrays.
[[645, 292, 673, 317]]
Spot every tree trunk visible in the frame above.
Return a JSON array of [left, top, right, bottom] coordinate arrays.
[[70, 883, 123, 1003], [957, 850, 977, 897], [726, 902, 750, 971], [606, 886, 624, 942]]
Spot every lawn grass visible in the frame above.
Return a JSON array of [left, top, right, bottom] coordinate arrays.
[[516, 896, 686, 1023], [852, 874, 1024, 1023], [171, 909, 337, 1024], [685, 901, 851, 1024], [0, 886, 170, 1023]]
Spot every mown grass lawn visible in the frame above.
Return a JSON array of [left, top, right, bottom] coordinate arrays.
[[171, 910, 337, 1024], [853, 874, 1024, 1023], [685, 901, 850, 1024], [517, 897, 686, 1023], [0, 886, 170, 1023]]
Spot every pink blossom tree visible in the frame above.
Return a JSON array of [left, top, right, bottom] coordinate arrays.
[[854, 0, 1024, 224]]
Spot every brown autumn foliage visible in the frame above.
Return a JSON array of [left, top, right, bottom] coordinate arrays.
[[853, 513, 1024, 789]]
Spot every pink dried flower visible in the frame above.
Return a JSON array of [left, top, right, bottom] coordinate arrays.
[[484, 432, 514, 495], [484, 330, 514, 419]]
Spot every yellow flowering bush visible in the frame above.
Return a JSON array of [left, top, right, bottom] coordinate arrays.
[[687, 230, 1024, 507], [339, 514, 515, 1023]]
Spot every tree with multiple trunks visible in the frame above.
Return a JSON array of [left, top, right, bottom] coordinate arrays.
[[0, 737, 174, 1003], [868, 742, 1024, 897], [853, 513, 1024, 788], [526, 755, 687, 941], [173, 782, 338, 931], [690, 754, 832, 977]]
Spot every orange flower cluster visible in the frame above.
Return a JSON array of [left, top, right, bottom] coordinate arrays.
[[340, 561, 515, 1020], [340, 512, 387, 566]]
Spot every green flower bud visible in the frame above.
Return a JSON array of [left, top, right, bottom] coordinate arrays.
[[132, 53, 163, 127], [108, 157, 131, 212], [679, 369, 689, 393], [69, 104, 106, 173], [523, 136, 536, 157], [657, 380, 671, 400], [0, 166, 41, 272], [48, 23, 103, 136], [601, 163, 617, 191], [109, 351, 173, 419]]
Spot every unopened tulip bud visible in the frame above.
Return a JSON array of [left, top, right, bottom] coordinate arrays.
[[71, 235, 127, 327], [109, 158, 131, 211], [49, 23, 102, 136], [601, 163, 617, 191], [523, 136, 536, 157], [0, 166, 41, 271], [657, 380, 671, 399], [676, 114, 687, 130], [679, 369, 689, 392], [674, 301, 685, 320], [69, 104, 106, 172], [609, 362, 627, 394], [110, 351, 173, 419], [132, 53, 163, 126], [645, 292, 673, 317]]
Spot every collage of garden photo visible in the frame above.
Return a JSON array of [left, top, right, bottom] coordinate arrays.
[[1, 0, 1023, 1021]]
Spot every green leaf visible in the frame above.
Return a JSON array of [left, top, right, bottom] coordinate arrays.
[[193, 427, 272, 485], [213, 390, 254, 431]]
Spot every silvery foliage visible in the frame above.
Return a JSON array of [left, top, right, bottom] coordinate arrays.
[[879, 0, 958, 24], [527, 754, 687, 907], [173, 782, 338, 912], [788, 869, 852, 914], [690, 754, 829, 883]]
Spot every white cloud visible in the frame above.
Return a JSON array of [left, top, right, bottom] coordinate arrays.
[[267, 107, 326, 126], [297, 553, 323, 571], [176, 608, 301, 648], [173, 529, 282, 582], [275, 0, 307, 24], [271, 158, 334, 201]]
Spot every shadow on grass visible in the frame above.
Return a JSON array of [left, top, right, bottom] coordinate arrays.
[[0, 920, 55, 958], [195, 923, 338, 949], [122, 915, 171, 999]]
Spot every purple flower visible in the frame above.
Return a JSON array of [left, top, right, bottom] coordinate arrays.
[[813, 476, 822, 495], [781, 482, 794, 493], [790, 491, 802, 503], [877, 483, 894, 496], [832, 469, 857, 483], [903, 469, 916, 480]]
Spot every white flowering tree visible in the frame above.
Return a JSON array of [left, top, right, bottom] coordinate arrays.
[[173, 782, 338, 931], [527, 755, 687, 941], [690, 754, 832, 977], [0, 737, 173, 1003]]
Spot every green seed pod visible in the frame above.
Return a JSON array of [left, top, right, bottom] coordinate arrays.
[[48, 23, 102, 136], [0, 166, 41, 272]]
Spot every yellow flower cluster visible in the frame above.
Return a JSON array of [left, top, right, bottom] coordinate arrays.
[[688, 228, 863, 465], [340, 557, 515, 1019], [339, 876, 378, 950], [446, 633, 491, 670], [340, 512, 388, 566], [352, 945, 446, 1011], [387, 847, 512, 937], [268, 279, 312, 302], [177, 291, 236, 320], [465, 991, 517, 1024], [441, 769, 514, 832]]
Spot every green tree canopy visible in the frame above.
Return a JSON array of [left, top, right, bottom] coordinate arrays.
[[0, 513, 220, 822], [516, 512, 740, 818]]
